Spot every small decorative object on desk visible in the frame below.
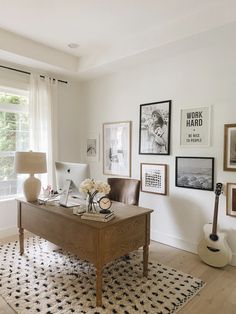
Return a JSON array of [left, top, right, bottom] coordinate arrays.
[[81, 211, 115, 222], [42, 185, 52, 198], [98, 196, 112, 214], [79, 178, 111, 213]]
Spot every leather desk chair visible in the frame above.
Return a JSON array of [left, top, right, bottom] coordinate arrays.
[[107, 177, 140, 206], [107, 177, 140, 260]]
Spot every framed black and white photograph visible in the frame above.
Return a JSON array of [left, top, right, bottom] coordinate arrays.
[[103, 121, 131, 177], [224, 124, 236, 171], [175, 157, 214, 191], [180, 106, 211, 146], [139, 100, 171, 155], [226, 183, 236, 217], [141, 163, 167, 195], [86, 134, 99, 162]]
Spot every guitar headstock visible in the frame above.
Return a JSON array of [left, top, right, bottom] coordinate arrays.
[[215, 182, 223, 196]]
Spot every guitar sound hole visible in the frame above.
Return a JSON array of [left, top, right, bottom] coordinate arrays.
[[210, 234, 218, 241], [207, 246, 220, 252]]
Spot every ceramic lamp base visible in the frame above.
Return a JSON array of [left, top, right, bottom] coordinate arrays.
[[23, 174, 41, 202]]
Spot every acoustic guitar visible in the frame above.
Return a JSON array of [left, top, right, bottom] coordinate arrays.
[[198, 182, 232, 268]]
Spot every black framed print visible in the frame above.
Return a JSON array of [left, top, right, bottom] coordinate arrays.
[[139, 100, 171, 155], [175, 157, 214, 191]]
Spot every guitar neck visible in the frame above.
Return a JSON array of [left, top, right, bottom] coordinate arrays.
[[212, 196, 219, 235]]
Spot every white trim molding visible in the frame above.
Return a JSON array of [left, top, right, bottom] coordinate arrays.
[[151, 229, 236, 267], [0, 226, 18, 239]]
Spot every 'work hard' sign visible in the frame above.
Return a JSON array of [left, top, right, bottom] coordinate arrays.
[[180, 106, 211, 146]]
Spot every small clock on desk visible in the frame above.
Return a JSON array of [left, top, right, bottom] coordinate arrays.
[[98, 196, 112, 214]]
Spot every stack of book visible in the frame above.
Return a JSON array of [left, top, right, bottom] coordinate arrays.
[[81, 211, 114, 222]]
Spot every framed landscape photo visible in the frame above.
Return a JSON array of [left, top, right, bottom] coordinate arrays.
[[226, 183, 236, 217], [103, 121, 131, 177], [180, 106, 211, 146], [175, 157, 214, 191], [141, 163, 167, 195], [139, 100, 171, 155], [224, 124, 236, 171]]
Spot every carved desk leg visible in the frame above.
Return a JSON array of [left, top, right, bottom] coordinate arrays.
[[143, 213, 150, 277], [143, 244, 149, 277], [17, 201, 24, 255], [96, 266, 103, 307], [19, 227, 24, 255]]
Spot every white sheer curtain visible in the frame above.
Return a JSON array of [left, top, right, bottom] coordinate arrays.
[[29, 74, 58, 189]]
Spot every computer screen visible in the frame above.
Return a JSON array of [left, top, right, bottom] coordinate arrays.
[[55, 161, 90, 200]]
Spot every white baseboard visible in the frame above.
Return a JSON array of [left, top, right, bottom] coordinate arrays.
[[0, 226, 18, 239], [151, 229, 236, 267]]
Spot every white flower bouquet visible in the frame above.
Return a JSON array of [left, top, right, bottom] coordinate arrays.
[[79, 178, 110, 212]]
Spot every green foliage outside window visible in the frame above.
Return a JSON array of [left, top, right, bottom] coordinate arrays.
[[0, 92, 29, 184]]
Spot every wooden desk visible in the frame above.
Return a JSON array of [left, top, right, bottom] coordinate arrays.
[[17, 199, 153, 307]]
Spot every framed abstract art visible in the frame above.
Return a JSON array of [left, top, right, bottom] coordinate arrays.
[[103, 121, 131, 177]]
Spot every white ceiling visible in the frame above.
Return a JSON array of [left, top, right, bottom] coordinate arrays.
[[0, 0, 236, 80]]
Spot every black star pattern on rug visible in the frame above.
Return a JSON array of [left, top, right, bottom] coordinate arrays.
[[0, 236, 205, 313]]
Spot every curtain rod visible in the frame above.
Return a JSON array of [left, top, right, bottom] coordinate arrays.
[[0, 65, 68, 84]]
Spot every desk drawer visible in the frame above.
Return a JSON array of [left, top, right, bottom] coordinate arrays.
[[20, 203, 97, 263], [101, 215, 146, 264]]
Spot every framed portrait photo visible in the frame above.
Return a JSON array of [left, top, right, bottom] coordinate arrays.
[[139, 100, 171, 155], [226, 183, 236, 217], [141, 163, 167, 195], [224, 124, 236, 171], [103, 121, 131, 177], [180, 106, 211, 146], [175, 157, 214, 191]]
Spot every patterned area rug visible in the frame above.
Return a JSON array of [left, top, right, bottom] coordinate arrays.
[[0, 237, 205, 314]]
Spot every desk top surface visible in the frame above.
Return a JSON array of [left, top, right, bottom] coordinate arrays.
[[17, 199, 153, 229]]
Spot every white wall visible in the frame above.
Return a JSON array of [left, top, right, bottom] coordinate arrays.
[[0, 68, 82, 237], [81, 24, 236, 265]]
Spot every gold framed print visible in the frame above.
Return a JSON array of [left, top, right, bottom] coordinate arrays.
[[141, 163, 167, 195], [226, 183, 236, 217], [224, 124, 236, 171], [103, 121, 131, 177]]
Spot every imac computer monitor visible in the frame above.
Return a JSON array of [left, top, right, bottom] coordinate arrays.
[[55, 161, 90, 203]]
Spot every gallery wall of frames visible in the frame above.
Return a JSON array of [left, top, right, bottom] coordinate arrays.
[[85, 101, 236, 217]]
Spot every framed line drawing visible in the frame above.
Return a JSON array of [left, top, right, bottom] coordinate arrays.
[[175, 157, 214, 191], [103, 121, 131, 177], [86, 134, 99, 162], [224, 124, 236, 171], [226, 183, 236, 217], [180, 106, 211, 146], [139, 100, 171, 155], [141, 163, 167, 195]]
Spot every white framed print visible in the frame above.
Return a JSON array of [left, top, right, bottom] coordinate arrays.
[[103, 121, 131, 177], [141, 163, 167, 195], [180, 106, 211, 146], [86, 134, 99, 162]]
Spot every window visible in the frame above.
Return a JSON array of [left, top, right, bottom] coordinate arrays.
[[0, 87, 29, 199]]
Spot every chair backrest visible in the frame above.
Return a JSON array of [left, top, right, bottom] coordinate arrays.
[[107, 178, 140, 206]]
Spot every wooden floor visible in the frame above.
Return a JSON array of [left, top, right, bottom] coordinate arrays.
[[0, 234, 236, 314]]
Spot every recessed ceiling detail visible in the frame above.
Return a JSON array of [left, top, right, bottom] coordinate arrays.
[[0, 0, 235, 79]]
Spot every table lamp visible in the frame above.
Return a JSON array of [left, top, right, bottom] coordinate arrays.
[[14, 151, 47, 202]]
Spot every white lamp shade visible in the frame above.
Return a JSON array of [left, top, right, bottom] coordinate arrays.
[[14, 151, 47, 174]]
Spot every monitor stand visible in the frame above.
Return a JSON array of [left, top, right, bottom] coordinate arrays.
[[59, 179, 81, 207]]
